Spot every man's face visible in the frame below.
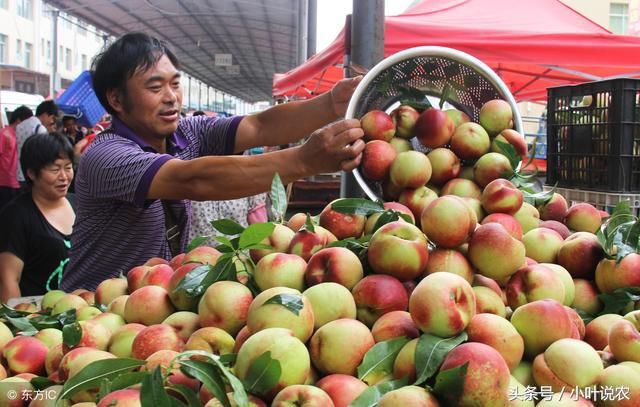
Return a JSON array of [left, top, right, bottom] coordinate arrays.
[[111, 55, 183, 143], [42, 113, 58, 132], [63, 119, 76, 134]]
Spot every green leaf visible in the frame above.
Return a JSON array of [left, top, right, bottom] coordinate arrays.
[[574, 308, 595, 325], [439, 84, 455, 109], [168, 383, 203, 407], [199, 256, 237, 292], [97, 378, 111, 403], [105, 371, 148, 394], [397, 85, 427, 103], [433, 362, 469, 404], [597, 287, 640, 316], [180, 359, 229, 407], [215, 235, 237, 250], [62, 321, 82, 348], [414, 332, 468, 385], [401, 100, 432, 111], [187, 236, 210, 252], [494, 140, 521, 172], [30, 376, 56, 391], [140, 366, 175, 407], [612, 201, 632, 217], [59, 358, 145, 400], [239, 223, 275, 250], [0, 304, 32, 319], [357, 337, 409, 384], [243, 351, 282, 397], [263, 293, 303, 316], [171, 264, 211, 298], [302, 213, 316, 233], [349, 376, 409, 407], [4, 316, 37, 335], [211, 219, 246, 236], [270, 172, 288, 223], [330, 198, 384, 216], [371, 210, 400, 235], [219, 353, 237, 366], [523, 189, 555, 207], [177, 351, 249, 407]]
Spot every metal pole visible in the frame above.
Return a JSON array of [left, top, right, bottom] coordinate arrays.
[[297, 0, 309, 64], [198, 80, 201, 110], [340, 0, 384, 198], [207, 85, 210, 111], [307, 0, 317, 56], [50, 10, 59, 98], [187, 76, 192, 110]]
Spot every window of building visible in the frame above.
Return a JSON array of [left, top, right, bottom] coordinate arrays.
[[59, 45, 63, 62], [610, 3, 629, 34], [17, 0, 33, 20], [77, 21, 87, 36], [81, 54, 88, 71], [41, 38, 44, 57], [61, 13, 72, 30], [25, 42, 32, 69], [0, 34, 6, 64], [65, 47, 72, 70], [16, 39, 22, 62], [15, 80, 35, 94], [0, 0, 7, 10], [46, 40, 51, 64]]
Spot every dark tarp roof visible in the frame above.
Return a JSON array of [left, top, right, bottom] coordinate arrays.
[[46, 0, 302, 103]]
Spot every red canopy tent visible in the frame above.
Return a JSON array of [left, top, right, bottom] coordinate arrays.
[[273, 0, 640, 101]]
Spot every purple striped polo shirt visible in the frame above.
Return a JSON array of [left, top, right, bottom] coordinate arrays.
[[62, 115, 242, 291]]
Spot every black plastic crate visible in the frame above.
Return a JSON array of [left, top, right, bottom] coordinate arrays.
[[546, 78, 640, 192]]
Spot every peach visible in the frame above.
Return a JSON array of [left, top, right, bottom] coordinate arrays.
[[409, 272, 475, 337], [308, 318, 374, 376], [304, 247, 363, 290], [398, 186, 438, 224], [249, 223, 295, 263], [198, 280, 253, 336], [532, 338, 603, 391], [319, 199, 367, 240], [351, 274, 408, 327], [247, 287, 314, 342], [538, 193, 569, 222], [557, 232, 605, 279], [162, 311, 200, 342], [390, 150, 432, 189], [421, 195, 477, 249], [538, 220, 571, 239], [287, 226, 336, 261], [393, 338, 418, 382], [426, 147, 461, 186], [414, 107, 455, 148], [507, 265, 566, 310], [94, 278, 129, 306], [439, 342, 511, 406], [131, 324, 184, 360], [595, 253, 640, 294], [481, 178, 523, 215], [2, 336, 48, 375], [140, 263, 174, 290], [473, 152, 513, 187], [450, 122, 490, 160], [378, 385, 440, 406], [584, 314, 624, 351], [361, 110, 395, 142], [481, 213, 523, 240], [564, 203, 602, 233], [597, 364, 640, 407], [360, 140, 397, 182], [468, 222, 526, 281], [391, 105, 420, 139], [492, 129, 528, 159], [513, 202, 540, 234], [608, 319, 640, 363], [521, 227, 564, 263], [271, 385, 334, 407], [303, 282, 357, 329], [108, 323, 146, 358], [185, 327, 235, 356], [97, 389, 141, 407], [124, 285, 175, 325], [316, 374, 368, 407], [423, 248, 474, 283], [572, 279, 603, 316], [467, 313, 524, 370], [371, 310, 420, 342], [473, 286, 507, 317]]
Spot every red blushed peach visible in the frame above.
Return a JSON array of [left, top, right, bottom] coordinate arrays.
[[450, 122, 491, 160], [309, 319, 375, 376], [198, 281, 253, 337], [584, 314, 624, 351], [468, 222, 526, 282], [538, 193, 569, 222], [392, 338, 418, 383], [427, 147, 461, 186], [168, 262, 202, 311], [249, 223, 295, 263], [467, 313, 524, 370], [142, 349, 199, 391], [409, 272, 476, 337], [564, 203, 602, 233], [472, 274, 504, 301], [521, 227, 564, 264], [595, 253, 640, 294], [124, 285, 175, 326], [97, 389, 141, 407], [287, 212, 307, 232], [287, 226, 337, 262], [597, 364, 640, 407], [351, 275, 409, 327], [371, 311, 420, 343], [140, 263, 174, 290], [360, 140, 397, 182], [421, 195, 477, 249], [316, 374, 368, 407], [473, 286, 507, 317], [233, 326, 252, 353], [415, 107, 455, 148], [304, 247, 364, 290], [608, 319, 640, 363], [391, 105, 420, 139], [491, 129, 528, 158], [481, 178, 523, 215], [95, 278, 129, 307], [538, 220, 571, 239], [390, 150, 433, 189], [398, 186, 438, 224], [361, 110, 395, 142], [131, 324, 184, 361], [320, 199, 367, 240], [473, 152, 513, 188], [378, 386, 440, 407], [572, 279, 603, 316], [168, 252, 186, 269], [557, 232, 605, 279], [423, 248, 474, 283], [439, 342, 511, 406], [510, 299, 576, 359], [506, 264, 566, 310], [2, 336, 48, 375], [440, 177, 482, 200], [182, 245, 221, 265], [367, 221, 429, 282], [481, 213, 523, 240]]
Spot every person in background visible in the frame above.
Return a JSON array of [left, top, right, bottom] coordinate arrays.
[[191, 110, 206, 117], [15, 101, 60, 189], [62, 115, 84, 144], [0, 133, 75, 303], [61, 32, 364, 291], [0, 106, 33, 209]]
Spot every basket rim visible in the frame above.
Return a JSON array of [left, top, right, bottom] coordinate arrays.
[[345, 46, 524, 201]]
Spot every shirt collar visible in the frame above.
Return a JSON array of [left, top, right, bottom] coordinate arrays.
[[111, 116, 188, 153]]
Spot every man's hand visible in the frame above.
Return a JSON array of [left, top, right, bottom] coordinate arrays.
[[299, 119, 365, 174], [329, 76, 363, 117]]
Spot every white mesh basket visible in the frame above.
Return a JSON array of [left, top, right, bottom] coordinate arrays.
[[346, 46, 524, 201]]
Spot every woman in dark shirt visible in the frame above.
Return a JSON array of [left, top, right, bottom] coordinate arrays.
[[0, 132, 75, 303]]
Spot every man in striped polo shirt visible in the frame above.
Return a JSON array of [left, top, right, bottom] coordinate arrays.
[[61, 32, 365, 291]]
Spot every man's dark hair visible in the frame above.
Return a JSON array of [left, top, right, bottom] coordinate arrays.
[[35, 100, 59, 117], [192, 110, 205, 116], [63, 115, 77, 123], [9, 105, 33, 124], [20, 132, 75, 186], [91, 32, 180, 115]]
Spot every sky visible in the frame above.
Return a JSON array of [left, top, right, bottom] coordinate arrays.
[[315, 0, 416, 52]]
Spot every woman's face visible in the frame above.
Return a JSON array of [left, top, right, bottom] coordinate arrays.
[[29, 157, 74, 200]]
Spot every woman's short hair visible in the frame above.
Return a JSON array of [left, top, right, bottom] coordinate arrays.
[[20, 132, 75, 185], [91, 32, 180, 115]]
